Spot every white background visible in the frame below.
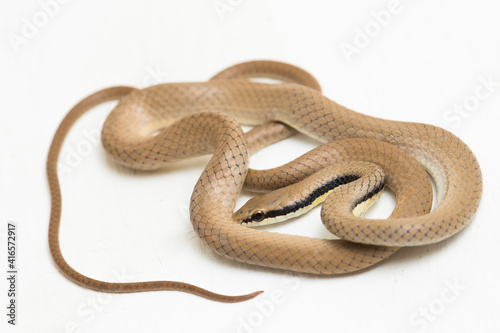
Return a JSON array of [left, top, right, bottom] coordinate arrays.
[[1, 0, 499, 332]]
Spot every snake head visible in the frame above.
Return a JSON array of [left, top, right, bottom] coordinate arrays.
[[232, 189, 290, 226]]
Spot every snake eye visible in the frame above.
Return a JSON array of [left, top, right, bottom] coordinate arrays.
[[252, 210, 265, 222]]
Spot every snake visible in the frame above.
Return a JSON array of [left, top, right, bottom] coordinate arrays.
[[47, 60, 482, 303]]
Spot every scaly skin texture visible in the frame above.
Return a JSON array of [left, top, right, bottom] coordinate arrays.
[[47, 61, 482, 303]]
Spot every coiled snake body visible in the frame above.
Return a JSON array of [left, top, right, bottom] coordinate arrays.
[[47, 61, 482, 302]]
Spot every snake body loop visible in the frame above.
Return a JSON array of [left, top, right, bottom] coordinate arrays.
[[47, 61, 482, 303]]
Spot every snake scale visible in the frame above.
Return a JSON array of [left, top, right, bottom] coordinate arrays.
[[47, 61, 482, 302]]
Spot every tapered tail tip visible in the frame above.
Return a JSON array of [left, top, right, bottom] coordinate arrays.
[[225, 290, 264, 303]]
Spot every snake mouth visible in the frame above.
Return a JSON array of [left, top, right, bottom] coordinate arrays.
[[241, 220, 276, 227]]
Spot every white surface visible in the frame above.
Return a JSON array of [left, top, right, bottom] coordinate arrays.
[[1, 0, 499, 332]]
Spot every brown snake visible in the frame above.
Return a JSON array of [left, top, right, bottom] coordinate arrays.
[[47, 61, 482, 303]]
